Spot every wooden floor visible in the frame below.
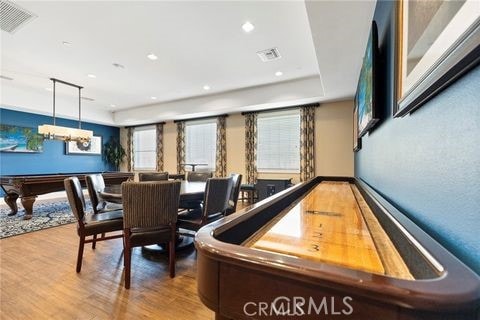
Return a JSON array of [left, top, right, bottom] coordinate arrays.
[[0, 200, 252, 319]]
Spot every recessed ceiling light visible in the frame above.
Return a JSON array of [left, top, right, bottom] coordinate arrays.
[[45, 87, 52, 91], [62, 41, 71, 46], [110, 104, 116, 108], [242, 21, 255, 33], [275, 71, 283, 77], [203, 85, 211, 91], [87, 74, 96, 78], [151, 96, 157, 100], [147, 53, 158, 60]]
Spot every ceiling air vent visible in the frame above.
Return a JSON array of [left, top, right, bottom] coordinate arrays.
[[81, 96, 95, 102], [0, 0, 37, 34], [257, 47, 281, 62]]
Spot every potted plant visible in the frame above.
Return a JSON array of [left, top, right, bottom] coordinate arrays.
[[103, 136, 126, 171]]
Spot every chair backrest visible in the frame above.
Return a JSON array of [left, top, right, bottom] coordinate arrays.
[[229, 173, 243, 211], [202, 177, 232, 224], [138, 172, 169, 182], [187, 171, 213, 182], [64, 177, 87, 223], [121, 181, 181, 229], [85, 174, 105, 213]]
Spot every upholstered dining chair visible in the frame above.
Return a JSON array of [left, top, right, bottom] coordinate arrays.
[[186, 171, 213, 182], [138, 172, 169, 182], [178, 177, 232, 236], [121, 181, 181, 289], [64, 177, 124, 273], [225, 173, 242, 216], [86, 174, 123, 215]]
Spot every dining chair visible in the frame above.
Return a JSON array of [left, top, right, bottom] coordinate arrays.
[[138, 172, 169, 182], [121, 181, 181, 289], [178, 177, 232, 236], [186, 171, 213, 182], [85, 174, 123, 215], [64, 177, 124, 273], [225, 173, 242, 216]]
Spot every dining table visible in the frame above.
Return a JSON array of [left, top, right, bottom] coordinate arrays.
[[99, 180, 206, 205], [98, 180, 206, 255]]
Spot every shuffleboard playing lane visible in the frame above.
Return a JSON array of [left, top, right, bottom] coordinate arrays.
[[244, 181, 386, 274]]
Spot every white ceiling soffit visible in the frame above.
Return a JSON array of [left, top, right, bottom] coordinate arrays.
[[305, 0, 377, 99]]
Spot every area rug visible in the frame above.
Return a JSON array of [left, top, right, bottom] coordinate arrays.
[[0, 200, 90, 239]]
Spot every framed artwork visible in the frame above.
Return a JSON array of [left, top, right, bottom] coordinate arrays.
[[395, 0, 480, 117], [355, 21, 379, 137], [353, 106, 361, 152], [0, 124, 43, 153], [66, 135, 102, 155]]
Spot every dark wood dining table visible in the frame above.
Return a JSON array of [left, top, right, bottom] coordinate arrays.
[[99, 180, 206, 205]]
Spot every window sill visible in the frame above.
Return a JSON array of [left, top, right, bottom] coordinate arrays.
[[257, 169, 300, 174]]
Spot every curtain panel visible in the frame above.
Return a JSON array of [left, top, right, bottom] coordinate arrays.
[[156, 123, 164, 172], [126, 127, 133, 172], [215, 116, 227, 177], [176, 122, 186, 174], [300, 105, 316, 181], [244, 113, 258, 184]]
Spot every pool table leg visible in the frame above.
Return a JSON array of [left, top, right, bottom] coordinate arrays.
[[21, 196, 37, 220], [4, 193, 19, 216]]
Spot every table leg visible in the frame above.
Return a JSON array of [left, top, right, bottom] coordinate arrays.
[[4, 193, 19, 216], [20, 196, 37, 220]]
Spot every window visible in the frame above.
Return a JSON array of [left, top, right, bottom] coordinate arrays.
[[257, 110, 300, 172], [185, 120, 216, 171], [133, 125, 156, 170]]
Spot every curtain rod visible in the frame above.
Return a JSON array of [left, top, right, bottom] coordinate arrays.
[[241, 103, 320, 115], [173, 114, 229, 123], [124, 121, 166, 129]]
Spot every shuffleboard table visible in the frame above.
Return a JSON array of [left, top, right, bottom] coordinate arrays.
[[0, 172, 133, 220], [195, 177, 480, 319]]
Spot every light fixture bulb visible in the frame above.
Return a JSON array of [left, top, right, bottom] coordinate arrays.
[[275, 71, 283, 77], [242, 21, 255, 33], [147, 53, 158, 60], [203, 85, 211, 91]]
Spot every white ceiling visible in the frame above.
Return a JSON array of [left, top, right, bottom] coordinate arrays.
[[1, 1, 376, 126]]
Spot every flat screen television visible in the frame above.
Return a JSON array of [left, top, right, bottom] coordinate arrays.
[[355, 20, 379, 137]]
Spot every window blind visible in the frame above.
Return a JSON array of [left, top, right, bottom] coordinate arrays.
[[257, 110, 300, 172], [185, 120, 216, 171], [133, 125, 156, 170]]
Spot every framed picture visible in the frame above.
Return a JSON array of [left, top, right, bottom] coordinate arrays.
[[355, 21, 379, 137], [395, 0, 480, 117], [353, 105, 361, 152], [0, 124, 43, 153], [66, 136, 102, 155]]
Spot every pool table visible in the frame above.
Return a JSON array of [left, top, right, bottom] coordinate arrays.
[[0, 172, 133, 220]]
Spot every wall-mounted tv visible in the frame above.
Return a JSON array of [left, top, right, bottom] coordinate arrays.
[[355, 20, 379, 137]]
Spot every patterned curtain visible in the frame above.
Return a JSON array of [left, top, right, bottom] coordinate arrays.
[[126, 127, 133, 172], [215, 116, 227, 177], [176, 122, 186, 174], [300, 105, 316, 181], [156, 123, 164, 172], [245, 113, 258, 184]]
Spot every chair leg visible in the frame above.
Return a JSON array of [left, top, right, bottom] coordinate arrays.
[[169, 227, 176, 278], [124, 230, 131, 289], [76, 236, 85, 273], [92, 234, 97, 249]]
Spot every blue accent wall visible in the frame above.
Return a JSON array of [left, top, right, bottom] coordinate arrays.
[[0, 108, 119, 178], [356, 2, 480, 274]]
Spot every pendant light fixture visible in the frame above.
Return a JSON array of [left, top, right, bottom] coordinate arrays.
[[38, 78, 93, 142]]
